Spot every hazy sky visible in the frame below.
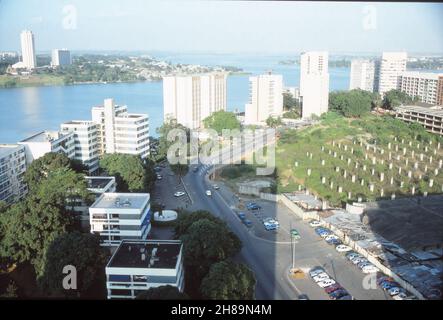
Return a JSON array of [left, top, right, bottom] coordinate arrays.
[[1, 0, 442, 54]]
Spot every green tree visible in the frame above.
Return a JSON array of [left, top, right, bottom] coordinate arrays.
[[200, 260, 256, 300], [174, 210, 225, 238], [382, 89, 418, 110], [283, 91, 299, 110], [99, 154, 147, 192], [265, 116, 283, 128], [39, 232, 108, 297], [329, 89, 378, 118], [203, 111, 240, 135], [135, 285, 189, 300], [156, 119, 190, 161]]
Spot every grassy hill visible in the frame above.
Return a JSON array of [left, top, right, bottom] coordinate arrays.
[[275, 112, 443, 206]]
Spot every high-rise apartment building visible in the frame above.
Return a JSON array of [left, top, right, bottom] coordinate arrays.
[[377, 52, 407, 95], [91, 99, 150, 159], [349, 60, 375, 92], [20, 30, 36, 69], [60, 120, 100, 173], [0, 144, 27, 203], [398, 72, 443, 105], [51, 49, 71, 66], [299, 51, 329, 119], [244, 73, 283, 125], [163, 73, 227, 129]]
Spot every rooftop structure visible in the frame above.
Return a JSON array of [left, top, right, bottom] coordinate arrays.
[[395, 105, 443, 136]]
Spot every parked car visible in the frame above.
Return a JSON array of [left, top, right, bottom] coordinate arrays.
[[309, 267, 325, 278], [392, 292, 416, 300], [206, 190, 212, 196], [351, 257, 368, 265], [388, 287, 404, 296], [346, 252, 361, 260], [338, 295, 353, 300], [336, 245, 352, 252], [264, 222, 278, 231], [326, 238, 342, 245], [309, 220, 322, 227], [357, 261, 372, 269], [246, 202, 261, 210], [313, 273, 330, 282], [237, 212, 246, 220], [314, 227, 329, 235], [173, 191, 185, 197], [325, 235, 339, 241], [328, 289, 349, 300], [381, 281, 399, 290], [192, 167, 198, 173], [324, 283, 343, 294], [298, 294, 309, 300], [362, 265, 380, 274], [317, 279, 336, 288], [212, 184, 220, 190], [156, 174, 162, 180], [243, 219, 252, 227], [290, 229, 301, 240], [377, 276, 394, 285]]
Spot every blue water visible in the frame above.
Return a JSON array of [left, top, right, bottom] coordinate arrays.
[[0, 53, 350, 143]]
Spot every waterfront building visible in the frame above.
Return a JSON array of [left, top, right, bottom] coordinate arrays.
[[377, 52, 407, 95], [51, 49, 71, 66], [163, 73, 227, 129], [0, 144, 27, 203], [349, 60, 375, 92], [105, 239, 184, 299], [398, 71, 443, 105], [91, 99, 150, 159], [18, 131, 75, 165], [20, 30, 36, 69], [244, 72, 283, 125], [89, 192, 151, 247], [299, 51, 329, 119], [60, 120, 100, 174]]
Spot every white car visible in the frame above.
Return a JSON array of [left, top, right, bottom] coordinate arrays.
[[336, 245, 352, 252], [352, 257, 368, 265], [317, 279, 336, 288], [206, 190, 212, 196], [213, 184, 220, 190], [388, 287, 403, 296], [309, 220, 321, 227], [392, 293, 416, 300], [309, 268, 325, 278], [313, 273, 330, 282], [362, 265, 380, 274], [173, 191, 185, 197], [325, 235, 339, 241]]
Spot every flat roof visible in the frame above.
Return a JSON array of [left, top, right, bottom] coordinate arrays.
[[61, 120, 95, 126], [85, 176, 114, 190], [19, 131, 67, 143], [107, 240, 182, 269], [396, 105, 443, 117], [0, 144, 23, 158], [90, 192, 150, 210]]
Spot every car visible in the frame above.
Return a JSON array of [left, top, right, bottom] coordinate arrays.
[[206, 190, 212, 196], [246, 203, 261, 210], [336, 245, 353, 252], [309, 220, 322, 227], [377, 276, 394, 285], [361, 265, 380, 274], [309, 267, 325, 278], [388, 287, 404, 296], [351, 257, 368, 265], [317, 279, 336, 288], [154, 166, 162, 172], [346, 252, 361, 260], [237, 212, 246, 220], [319, 231, 332, 238], [324, 283, 343, 294], [328, 289, 349, 300], [264, 222, 278, 231], [262, 217, 279, 226], [243, 219, 252, 227], [314, 227, 329, 234], [290, 229, 301, 240], [338, 295, 353, 300], [326, 238, 342, 245], [313, 273, 330, 282], [325, 235, 339, 241], [212, 184, 220, 190], [173, 191, 185, 197], [357, 261, 372, 269], [156, 174, 162, 180], [192, 167, 198, 173], [298, 294, 309, 300], [381, 281, 398, 290]]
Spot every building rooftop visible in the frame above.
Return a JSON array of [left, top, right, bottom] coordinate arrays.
[[283, 191, 323, 211], [90, 192, 150, 210], [0, 144, 23, 158], [396, 105, 443, 117], [61, 120, 95, 126], [19, 131, 68, 143], [85, 176, 114, 190], [107, 240, 182, 269]]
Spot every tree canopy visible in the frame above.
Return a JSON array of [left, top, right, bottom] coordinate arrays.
[[39, 232, 108, 297], [202, 111, 241, 135], [156, 119, 190, 161], [174, 210, 225, 238], [200, 260, 256, 300], [382, 89, 418, 110], [99, 153, 150, 192], [265, 116, 283, 128], [329, 89, 379, 118], [135, 285, 189, 300]]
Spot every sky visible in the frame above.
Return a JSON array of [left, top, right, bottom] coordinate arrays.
[[0, 0, 442, 54]]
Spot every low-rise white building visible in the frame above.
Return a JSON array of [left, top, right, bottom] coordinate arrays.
[[89, 192, 151, 247], [105, 239, 184, 299], [60, 120, 100, 174], [92, 99, 150, 159], [0, 144, 27, 203], [18, 130, 75, 165]]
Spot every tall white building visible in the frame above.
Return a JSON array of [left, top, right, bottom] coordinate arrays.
[[349, 60, 375, 92], [89, 193, 151, 247], [377, 52, 408, 95], [20, 30, 36, 69], [398, 71, 443, 105], [91, 99, 150, 159], [163, 73, 227, 129], [60, 120, 100, 173], [51, 49, 71, 67], [244, 73, 283, 125], [0, 144, 27, 203], [299, 51, 330, 119], [105, 240, 184, 299], [18, 131, 75, 165]]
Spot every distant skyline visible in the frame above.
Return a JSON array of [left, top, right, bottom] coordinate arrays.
[[0, 1, 443, 54]]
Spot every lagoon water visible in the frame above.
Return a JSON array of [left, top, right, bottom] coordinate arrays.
[[0, 53, 350, 143]]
